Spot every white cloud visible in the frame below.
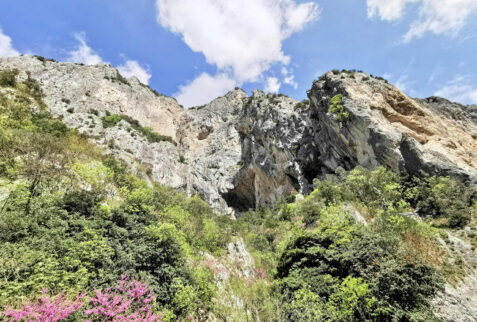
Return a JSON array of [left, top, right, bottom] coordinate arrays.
[[156, 0, 318, 105], [0, 28, 20, 57], [157, 0, 318, 82], [175, 73, 237, 107], [117, 60, 152, 84], [67, 33, 105, 65], [281, 67, 298, 89], [367, 0, 477, 41], [284, 75, 298, 89], [264, 77, 281, 93], [67, 33, 152, 85], [367, 0, 418, 21], [435, 75, 477, 104]]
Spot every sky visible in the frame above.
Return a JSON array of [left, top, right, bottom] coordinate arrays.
[[0, 0, 476, 107]]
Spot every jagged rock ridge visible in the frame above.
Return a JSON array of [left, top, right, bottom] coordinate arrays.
[[1, 56, 476, 215], [1, 55, 477, 321]]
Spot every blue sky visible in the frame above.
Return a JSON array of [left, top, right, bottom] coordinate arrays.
[[1, 0, 476, 107]]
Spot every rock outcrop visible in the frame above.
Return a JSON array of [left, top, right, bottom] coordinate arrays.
[[306, 72, 477, 186], [1, 55, 477, 321], [1, 56, 476, 215]]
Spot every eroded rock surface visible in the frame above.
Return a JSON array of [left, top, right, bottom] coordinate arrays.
[[1, 55, 477, 322], [307, 72, 477, 186], [1, 56, 476, 215]]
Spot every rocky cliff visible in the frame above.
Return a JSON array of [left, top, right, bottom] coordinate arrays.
[[1, 55, 477, 321], [1, 56, 476, 216]]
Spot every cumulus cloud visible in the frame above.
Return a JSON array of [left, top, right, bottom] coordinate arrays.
[[156, 0, 318, 106], [367, 0, 477, 41], [264, 77, 281, 93], [0, 28, 20, 57], [435, 75, 477, 104], [67, 33, 152, 84], [67, 33, 105, 65], [117, 60, 152, 84], [175, 73, 237, 108], [367, 0, 418, 21]]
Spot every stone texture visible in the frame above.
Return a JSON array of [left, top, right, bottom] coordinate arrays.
[[1, 55, 477, 321], [306, 72, 477, 187], [1, 56, 476, 215], [433, 232, 477, 322]]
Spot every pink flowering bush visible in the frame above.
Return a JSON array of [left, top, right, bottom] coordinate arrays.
[[84, 274, 162, 321], [2, 275, 163, 322], [2, 289, 84, 322]]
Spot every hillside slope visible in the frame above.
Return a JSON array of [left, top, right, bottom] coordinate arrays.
[[0, 57, 476, 321], [1, 56, 476, 216]]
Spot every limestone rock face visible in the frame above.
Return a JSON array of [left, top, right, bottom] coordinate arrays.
[[0, 55, 183, 139], [0, 55, 477, 214], [224, 90, 310, 210], [1, 56, 476, 214], [306, 71, 477, 186], [1, 55, 477, 321], [0, 55, 243, 214]]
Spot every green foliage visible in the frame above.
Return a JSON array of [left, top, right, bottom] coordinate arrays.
[[276, 227, 443, 321], [294, 99, 310, 110], [326, 276, 376, 321], [101, 114, 177, 145], [0, 84, 225, 318], [0, 69, 19, 87], [284, 287, 324, 321], [171, 278, 198, 316], [328, 94, 349, 122], [102, 114, 123, 126], [104, 71, 129, 85], [404, 175, 475, 228], [230, 166, 467, 321], [345, 166, 405, 211], [34, 55, 56, 63]]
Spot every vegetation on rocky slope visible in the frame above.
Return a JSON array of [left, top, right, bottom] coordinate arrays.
[[0, 68, 475, 321], [0, 71, 222, 320], [102, 113, 176, 145], [229, 166, 475, 321]]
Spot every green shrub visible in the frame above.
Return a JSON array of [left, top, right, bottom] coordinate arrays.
[[276, 227, 443, 321], [294, 99, 310, 110], [34, 55, 56, 63], [0, 69, 19, 87], [404, 175, 474, 228], [101, 114, 176, 145], [102, 114, 123, 127], [328, 94, 349, 122]]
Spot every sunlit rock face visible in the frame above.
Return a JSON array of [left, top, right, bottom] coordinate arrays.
[[2, 56, 477, 321], [1, 56, 476, 216], [307, 71, 477, 186]]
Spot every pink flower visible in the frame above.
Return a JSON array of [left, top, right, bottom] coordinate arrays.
[[2, 276, 163, 322], [255, 267, 267, 279], [3, 292, 85, 322]]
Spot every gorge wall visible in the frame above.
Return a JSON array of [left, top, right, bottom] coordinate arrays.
[[1, 55, 477, 321], [1, 55, 476, 216]]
